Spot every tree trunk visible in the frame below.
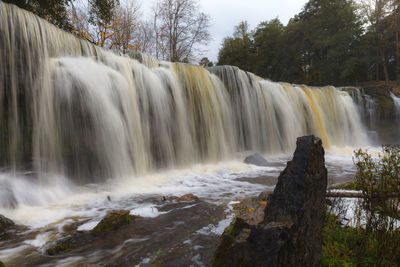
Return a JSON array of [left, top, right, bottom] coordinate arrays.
[[376, 46, 380, 81], [381, 52, 390, 84]]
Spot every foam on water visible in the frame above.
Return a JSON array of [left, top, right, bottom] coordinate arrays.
[[0, 149, 367, 233], [0, 147, 381, 266], [0, 160, 272, 231], [130, 205, 166, 218]]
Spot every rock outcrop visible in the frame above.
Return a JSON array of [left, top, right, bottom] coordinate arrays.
[[212, 135, 327, 267], [91, 210, 134, 235], [243, 153, 269, 167], [0, 214, 15, 235], [46, 210, 135, 255], [162, 193, 199, 202]]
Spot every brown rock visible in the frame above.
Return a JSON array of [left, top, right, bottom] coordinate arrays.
[[176, 193, 199, 202]]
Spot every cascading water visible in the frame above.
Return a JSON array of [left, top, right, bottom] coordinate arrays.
[[0, 2, 375, 265], [0, 1, 369, 187], [391, 92, 400, 119], [348, 87, 377, 127]]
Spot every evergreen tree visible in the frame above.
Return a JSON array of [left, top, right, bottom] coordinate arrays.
[[217, 21, 253, 71], [3, 0, 73, 31]]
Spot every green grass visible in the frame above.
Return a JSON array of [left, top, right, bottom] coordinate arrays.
[[322, 213, 400, 267], [329, 182, 359, 191]]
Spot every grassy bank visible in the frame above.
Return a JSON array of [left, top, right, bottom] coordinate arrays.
[[322, 145, 400, 266]]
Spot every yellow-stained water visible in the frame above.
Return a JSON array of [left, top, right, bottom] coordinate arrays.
[[301, 86, 331, 148], [0, 2, 369, 186]]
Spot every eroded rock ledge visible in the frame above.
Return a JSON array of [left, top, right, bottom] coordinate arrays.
[[212, 135, 328, 267]]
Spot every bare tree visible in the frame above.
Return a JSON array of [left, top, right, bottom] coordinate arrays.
[[70, 0, 142, 54], [134, 21, 156, 54], [70, 0, 95, 43], [110, 0, 141, 53], [152, 0, 211, 62]]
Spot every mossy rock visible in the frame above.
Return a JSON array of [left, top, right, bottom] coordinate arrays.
[[46, 237, 79, 255], [211, 217, 251, 267], [0, 261, 5, 267], [91, 210, 134, 235]]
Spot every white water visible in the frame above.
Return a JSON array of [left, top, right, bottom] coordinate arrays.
[[0, 2, 369, 187], [391, 92, 400, 119]]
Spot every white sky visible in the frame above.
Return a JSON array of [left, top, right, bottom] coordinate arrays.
[[138, 0, 309, 62]]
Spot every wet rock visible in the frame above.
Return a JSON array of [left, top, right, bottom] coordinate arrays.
[[363, 86, 391, 98], [212, 135, 327, 267], [47, 211, 135, 255], [91, 210, 134, 235], [176, 193, 198, 202], [46, 234, 82, 255], [162, 193, 199, 202], [0, 214, 15, 234], [243, 153, 268, 166], [232, 198, 268, 226], [257, 190, 272, 201]]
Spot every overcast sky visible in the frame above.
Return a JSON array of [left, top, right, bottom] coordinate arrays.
[[138, 0, 309, 62]]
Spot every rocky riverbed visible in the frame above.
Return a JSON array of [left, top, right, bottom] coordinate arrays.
[[0, 148, 361, 266]]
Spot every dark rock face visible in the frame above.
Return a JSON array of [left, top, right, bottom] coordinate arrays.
[[212, 135, 327, 267], [0, 214, 15, 234], [244, 153, 269, 167], [363, 86, 392, 98]]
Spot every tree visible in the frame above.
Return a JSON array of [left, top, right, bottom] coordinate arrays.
[[252, 19, 286, 81], [3, 0, 73, 31], [70, 0, 143, 54], [152, 0, 211, 62], [133, 21, 156, 55], [217, 21, 253, 71], [285, 0, 364, 85], [360, 0, 394, 83], [199, 57, 213, 67], [109, 0, 141, 53], [87, 0, 119, 47], [353, 145, 400, 265]]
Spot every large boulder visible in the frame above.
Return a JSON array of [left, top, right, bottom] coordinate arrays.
[[212, 135, 327, 267], [0, 214, 15, 234], [244, 153, 269, 167]]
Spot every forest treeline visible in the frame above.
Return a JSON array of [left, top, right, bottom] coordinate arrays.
[[4, 0, 400, 86], [218, 0, 400, 86]]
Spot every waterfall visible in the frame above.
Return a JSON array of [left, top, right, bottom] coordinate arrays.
[[348, 87, 377, 127], [391, 93, 400, 119], [0, 2, 369, 184]]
